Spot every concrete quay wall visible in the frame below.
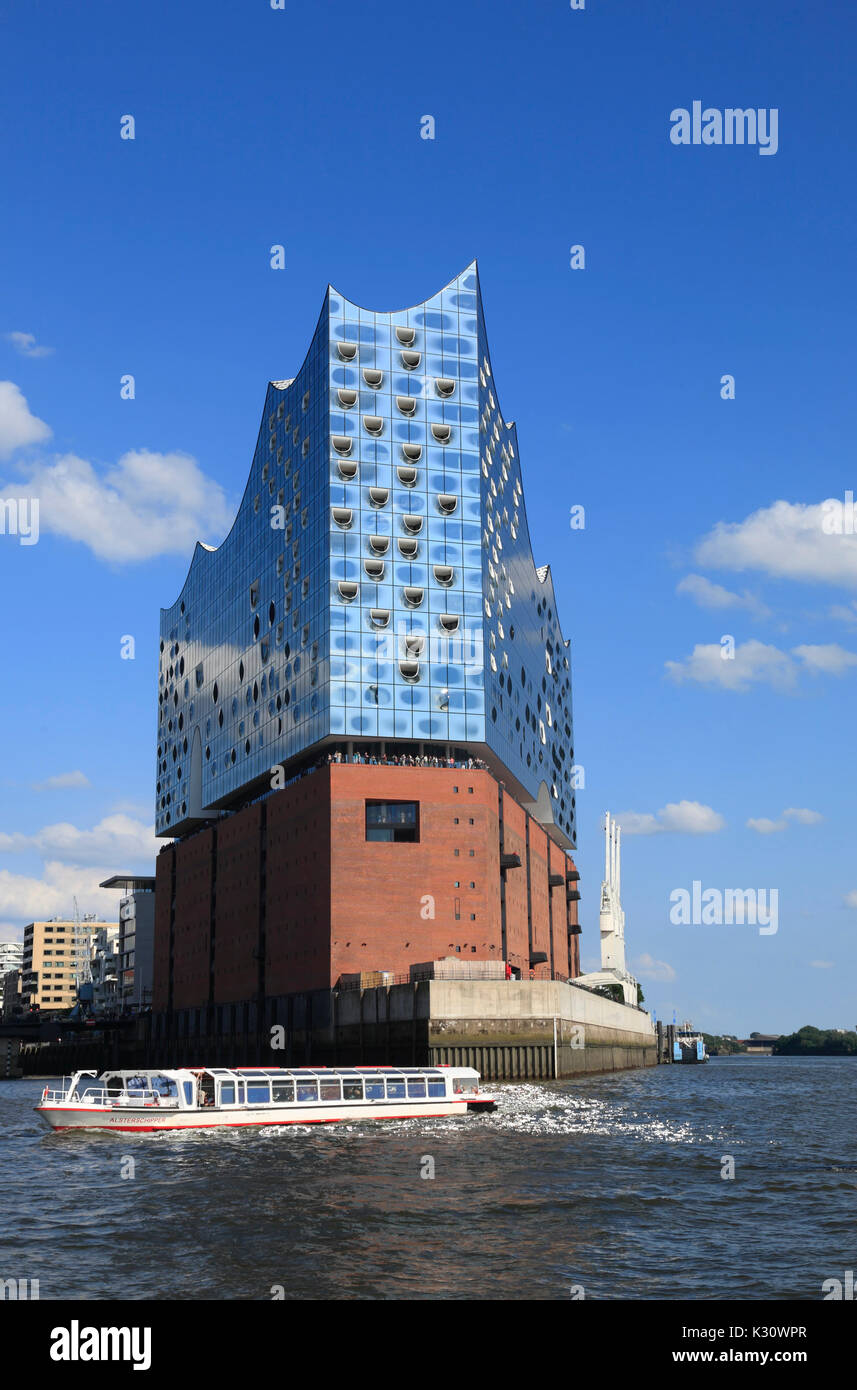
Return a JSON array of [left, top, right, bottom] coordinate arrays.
[[330, 978, 656, 1080]]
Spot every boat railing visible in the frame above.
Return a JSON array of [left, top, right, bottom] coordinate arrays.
[[41, 1084, 181, 1108]]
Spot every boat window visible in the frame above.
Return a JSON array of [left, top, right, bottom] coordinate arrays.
[[452, 1076, 476, 1094], [320, 1079, 342, 1101], [75, 1079, 103, 1099], [385, 1079, 406, 1099], [296, 1080, 319, 1102], [246, 1082, 271, 1105], [183, 1082, 194, 1106], [104, 1075, 124, 1097], [272, 1080, 295, 1103], [427, 1079, 446, 1098], [220, 1082, 236, 1106], [342, 1080, 364, 1101], [152, 1076, 178, 1098], [364, 1080, 384, 1100], [406, 1078, 427, 1098]]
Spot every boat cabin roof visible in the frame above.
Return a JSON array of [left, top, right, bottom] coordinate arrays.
[[89, 1065, 479, 1081]]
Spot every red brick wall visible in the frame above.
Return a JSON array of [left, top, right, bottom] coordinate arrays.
[[213, 804, 263, 1004], [173, 829, 214, 1009], [266, 769, 332, 995], [153, 847, 174, 1011], [329, 765, 503, 980], [527, 821, 552, 980], [153, 764, 583, 1009], [500, 792, 529, 977]]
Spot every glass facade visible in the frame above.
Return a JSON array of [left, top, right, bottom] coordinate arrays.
[[156, 263, 576, 847]]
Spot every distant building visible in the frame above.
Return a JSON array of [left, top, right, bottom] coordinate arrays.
[[20, 919, 117, 1013], [1, 969, 23, 1021], [89, 925, 120, 1011], [99, 877, 156, 1011], [0, 942, 23, 1015]]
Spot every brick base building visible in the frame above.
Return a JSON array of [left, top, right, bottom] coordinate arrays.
[[154, 763, 581, 1015]]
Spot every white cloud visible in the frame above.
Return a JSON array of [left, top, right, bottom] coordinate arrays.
[[783, 807, 823, 825], [0, 814, 157, 867], [0, 862, 126, 923], [617, 801, 725, 836], [844, 891, 857, 910], [809, 960, 834, 969], [0, 381, 52, 458], [666, 639, 796, 692], [11, 448, 232, 563], [676, 573, 769, 616], [633, 953, 677, 983], [792, 643, 857, 676], [32, 770, 91, 791], [5, 331, 54, 359], [695, 499, 857, 588], [747, 817, 787, 834], [830, 600, 857, 625]]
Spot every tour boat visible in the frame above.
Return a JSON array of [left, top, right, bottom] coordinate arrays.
[[35, 1064, 496, 1132]]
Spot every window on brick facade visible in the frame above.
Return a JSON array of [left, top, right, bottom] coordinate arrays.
[[365, 800, 419, 843]]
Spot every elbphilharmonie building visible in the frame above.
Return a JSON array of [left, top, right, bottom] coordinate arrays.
[[154, 264, 581, 1017]]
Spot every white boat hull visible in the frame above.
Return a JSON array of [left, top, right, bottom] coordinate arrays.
[[36, 1098, 489, 1132]]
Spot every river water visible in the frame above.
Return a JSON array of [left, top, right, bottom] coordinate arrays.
[[1, 1056, 853, 1301]]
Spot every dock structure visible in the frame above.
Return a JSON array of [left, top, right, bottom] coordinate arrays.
[[20, 978, 656, 1082]]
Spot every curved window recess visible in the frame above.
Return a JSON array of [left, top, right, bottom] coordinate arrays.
[[402, 442, 422, 462], [539, 720, 547, 745], [332, 435, 353, 455], [250, 581, 260, 609], [337, 459, 358, 481], [337, 341, 358, 361], [369, 608, 391, 628], [435, 378, 456, 397], [439, 614, 460, 634], [337, 581, 358, 602], [437, 688, 450, 711], [302, 439, 310, 458], [401, 350, 421, 369], [399, 659, 421, 682], [363, 415, 383, 436], [431, 423, 451, 444], [490, 653, 497, 673], [403, 634, 425, 657], [396, 396, 417, 416], [402, 514, 423, 534], [403, 586, 424, 608], [362, 367, 383, 388], [369, 534, 389, 555], [398, 537, 419, 558], [332, 507, 353, 529], [364, 558, 385, 580], [337, 388, 357, 409], [397, 465, 418, 487], [482, 461, 489, 477], [369, 486, 389, 508], [433, 565, 454, 587], [395, 326, 416, 346], [302, 391, 310, 411], [437, 493, 458, 515]]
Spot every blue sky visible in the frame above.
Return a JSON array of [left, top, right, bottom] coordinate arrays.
[[1, 0, 855, 1033]]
